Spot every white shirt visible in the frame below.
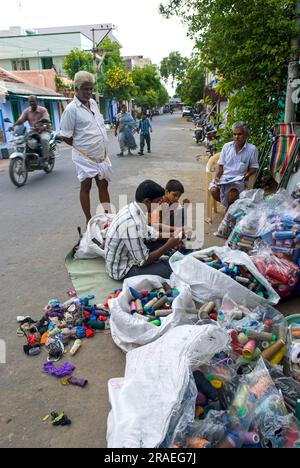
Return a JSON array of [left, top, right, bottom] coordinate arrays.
[[219, 141, 259, 181], [60, 96, 109, 162], [105, 202, 159, 281]]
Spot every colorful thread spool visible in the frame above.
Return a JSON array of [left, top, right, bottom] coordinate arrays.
[[153, 296, 169, 311], [216, 434, 237, 449], [242, 340, 256, 360], [157, 288, 166, 298], [261, 339, 285, 363], [186, 437, 211, 449], [129, 288, 143, 299], [269, 346, 287, 366], [70, 339, 82, 356], [198, 302, 215, 320], [246, 330, 276, 343], [135, 299, 144, 315], [155, 309, 173, 318], [144, 297, 158, 312], [149, 319, 161, 327], [240, 432, 260, 446]]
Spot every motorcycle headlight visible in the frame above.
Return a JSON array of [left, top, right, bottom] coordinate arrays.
[[14, 136, 24, 144], [27, 138, 39, 150]]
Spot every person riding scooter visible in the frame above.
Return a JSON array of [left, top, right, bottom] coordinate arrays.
[[9, 96, 51, 166]]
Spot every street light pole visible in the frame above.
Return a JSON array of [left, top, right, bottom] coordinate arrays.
[[91, 25, 116, 73], [285, 0, 300, 123], [91, 25, 117, 107]]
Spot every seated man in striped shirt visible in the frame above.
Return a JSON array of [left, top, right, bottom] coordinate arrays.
[[105, 180, 182, 281]]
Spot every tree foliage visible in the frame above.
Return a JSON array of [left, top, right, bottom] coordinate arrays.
[[160, 0, 295, 149], [62, 49, 94, 80], [132, 65, 169, 108], [160, 51, 188, 86], [97, 38, 125, 71], [94, 38, 134, 100], [103, 65, 136, 101], [176, 55, 205, 105]]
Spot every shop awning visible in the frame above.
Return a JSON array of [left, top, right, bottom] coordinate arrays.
[[14, 94, 69, 101]]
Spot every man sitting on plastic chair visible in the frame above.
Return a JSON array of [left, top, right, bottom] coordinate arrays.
[[210, 122, 259, 211]]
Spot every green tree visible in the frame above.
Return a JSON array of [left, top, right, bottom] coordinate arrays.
[[62, 49, 94, 80], [97, 38, 125, 71], [96, 38, 135, 101], [132, 65, 169, 108], [160, 51, 188, 86], [160, 0, 295, 149], [103, 65, 136, 101], [176, 55, 205, 105]]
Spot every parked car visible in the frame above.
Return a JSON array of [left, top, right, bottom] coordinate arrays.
[[182, 106, 193, 118]]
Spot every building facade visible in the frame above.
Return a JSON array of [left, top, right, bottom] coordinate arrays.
[[0, 68, 68, 157], [0, 24, 121, 75], [123, 56, 152, 72]]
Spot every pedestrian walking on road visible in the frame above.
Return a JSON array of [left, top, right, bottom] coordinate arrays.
[[138, 113, 152, 156], [59, 71, 112, 224], [115, 105, 138, 156]]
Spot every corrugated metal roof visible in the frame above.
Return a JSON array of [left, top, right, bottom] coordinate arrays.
[[0, 68, 65, 98]]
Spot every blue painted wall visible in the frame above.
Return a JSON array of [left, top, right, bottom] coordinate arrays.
[[0, 96, 61, 144]]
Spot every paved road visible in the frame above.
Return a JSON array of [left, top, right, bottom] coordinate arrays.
[[0, 113, 207, 448]]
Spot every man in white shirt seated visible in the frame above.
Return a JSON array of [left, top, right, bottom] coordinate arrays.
[[210, 122, 259, 209], [105, 180, 182, 281], [59, 71, 112, 224]]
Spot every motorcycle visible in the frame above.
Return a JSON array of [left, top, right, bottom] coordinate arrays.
[[194, 116, 214, 145], [205, 128, 219, 157], [5, 118, 60, 187]]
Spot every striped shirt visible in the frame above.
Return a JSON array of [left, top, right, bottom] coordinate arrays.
[[139, 119, 152, 135], [105, 202, 159, 280]]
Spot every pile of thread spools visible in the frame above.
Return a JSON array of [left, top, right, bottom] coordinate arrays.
[[198, 300, 288, 368], [269, 215, 300, 261], [167, 302, 300, 449], [289, 324, 300, 382], [227, 223, 258, 254], [19, 292, 110, 360], [250, 215, 300, 297], [127, 283, 179, 326], [194, 253, 270, 300], [251, 251, 299, 298], [170, 354, 300, 449]]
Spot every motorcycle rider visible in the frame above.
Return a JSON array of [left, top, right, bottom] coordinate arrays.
[[9, 96, 51, 166]]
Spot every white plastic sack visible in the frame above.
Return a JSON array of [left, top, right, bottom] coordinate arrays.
[[74, 213, 115, 260], [107, 324, 230, 448], [109, 275, 196, 354], [170, 247, 280, 308]]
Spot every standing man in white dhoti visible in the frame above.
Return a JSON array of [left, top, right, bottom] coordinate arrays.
[[59, 71, 112, 224]]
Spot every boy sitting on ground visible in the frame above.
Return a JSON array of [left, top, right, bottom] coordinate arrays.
[[149, 179, 191, 236]]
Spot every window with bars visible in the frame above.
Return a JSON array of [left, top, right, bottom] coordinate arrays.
[[12, 59, 30, 71]]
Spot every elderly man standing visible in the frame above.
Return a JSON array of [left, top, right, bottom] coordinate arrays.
[[210, 122, 259, 209], [59, 71, 112, 224]]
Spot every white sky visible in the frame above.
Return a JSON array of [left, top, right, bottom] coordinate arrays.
[[1, 0, 194, 65]]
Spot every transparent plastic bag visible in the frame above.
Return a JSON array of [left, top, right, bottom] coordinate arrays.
[[215, 189, 264, 240], [227, 190, 300, 258], [251, 243, 300, 298], [226, 359, 283, 448]]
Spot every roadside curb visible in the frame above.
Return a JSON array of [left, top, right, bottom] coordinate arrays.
[[0, 160, 9, 172]]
